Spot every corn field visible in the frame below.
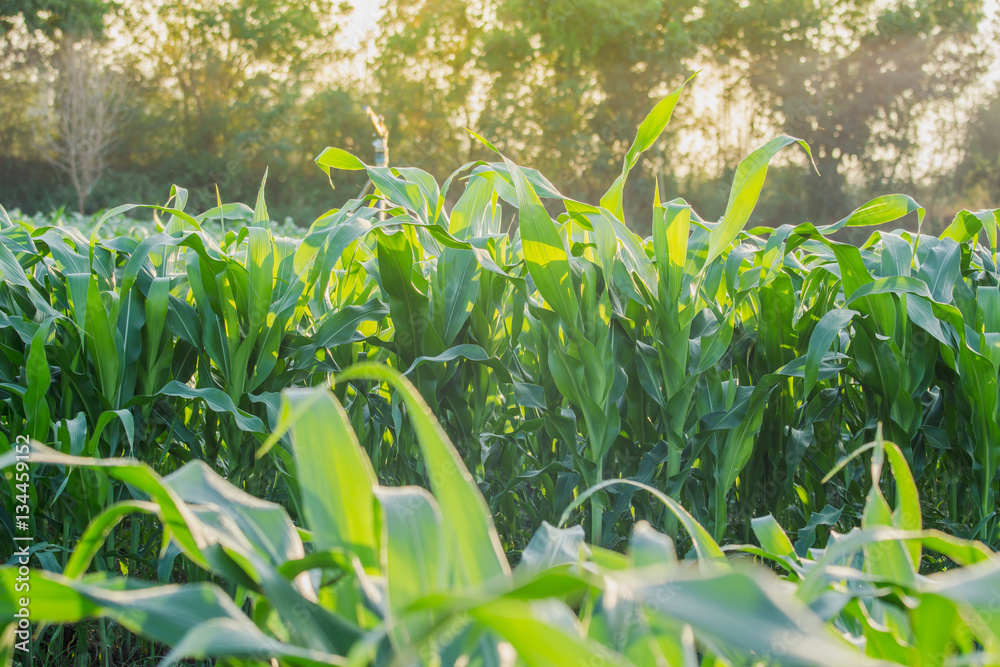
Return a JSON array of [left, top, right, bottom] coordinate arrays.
[[2, 80, 1000, 666]]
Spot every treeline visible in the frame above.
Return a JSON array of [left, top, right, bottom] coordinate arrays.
[[0, 0, 998, 231]]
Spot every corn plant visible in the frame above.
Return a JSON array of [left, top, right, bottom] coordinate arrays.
[[4, 81, 1000, 620], [4, 366, 1000, 666]]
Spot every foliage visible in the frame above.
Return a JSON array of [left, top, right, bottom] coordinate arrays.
[[727, 0, 989, 221], [956, 87, 1000, 208], [3, 206, 304, 240], [0, 0, 368, 221], [0, 0, 109, 37], [373, 0, 989, 227], [2, 379, 999, 666], [0, 84, 999, 663], [1, 0, 994, 229]]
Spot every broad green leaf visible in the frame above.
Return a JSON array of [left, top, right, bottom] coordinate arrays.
[[144, 275, 171, 357], [601, 75, 693, 219], [516, 522, 586, 577], [157, 381, 265, 433], [804, 309, 857, 396], [862, 442, 916, 587], [85, 409, 135, 456], [376, 229, 431, 363], [435, 247, 480, 346], [85, 277, 120, 402], [336, 364, 509, 586], [706, 136, 813, 265], [245, 226, 274, 341], [628, 520, 677, 570], [315, 146, 366, 173], [830, 194, 924, 232], [502, 156, 579, 326], [0, 570, 344, 666], [251, 168, 270, 228], [285, 388, 378, 570], [654, 201, 691, 304], [883, 440, 922, 567], [751, 515, 797, 560], [559, 478, 727, 570], [64, 500, 156, 578], [24, 319, 52, 443], [916, 239, 961, 304], [375, 486, 444, 646], [470, 598, 629, 667], [637, 573, 873, 666], [402, 344, 512, 383], [0, 443, 209, 568]]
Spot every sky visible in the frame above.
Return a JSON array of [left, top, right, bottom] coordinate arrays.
[[344, 0, 382, 49]]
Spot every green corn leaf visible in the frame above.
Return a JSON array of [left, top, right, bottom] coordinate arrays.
[[251, 168, 270, 229], [144, 276, 171, 357], [435, 247, 480, 346], [369, 167, 431, 224], [751, 515, 797, 560], [85, 409, 135, 456], [882, 439, 923, 567], [844, 276, 933, 304], [502, 156, 579, 326], [63, 500, 157, 578], [804, 308, 858, 396], [284, 388, 379, 571], [375, 486, 444, 647], [470, 597, 630, 667], [449, 174, 496, 239], [402, 344, 513, 383], [156, 381, 265, 433], [601, 75, 694, 220], [24, 319, 52, 443], [85, 277, 121, 403], [376, 229, 431, 363], [0, 443, 209, 568], [315, 146, 366, 174], [0, 569, 344, 666], [713, 375, 784, 535], [941, 209, 987, 243], [636, 572, 871, 666], [161, 617, 349, 667], [628, 521, 678, 570], [916, 239, 962, 304], [706, 136, 812, 266], [862, 435, 917, 587], [336, 363, 509, 586], [827, 194, 924, 233], [517, 523, 587, 577], [559, 478, 727, 570], [246, 226, 274, 341], [654, 201, 691, 304], [0, 236, 61, 319]]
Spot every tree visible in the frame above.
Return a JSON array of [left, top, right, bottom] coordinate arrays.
[[0, 0, 114, 211], [0, 0, 108, 37], [112, 0, 355, 211], [373, 0, 702, 222], [716, 0, 988, 223], [373, 0, 992, 228], [955, 88, 1000, 209], [46, 35, 126, 213]]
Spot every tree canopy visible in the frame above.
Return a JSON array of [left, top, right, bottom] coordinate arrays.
[[0, 0, 109, 36], [0, 0, 995, 228]]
